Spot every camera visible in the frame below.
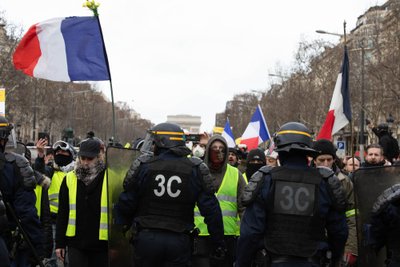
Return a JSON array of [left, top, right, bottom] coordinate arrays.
[[185, 134, 201, 142], [38, 132, 49, 141]]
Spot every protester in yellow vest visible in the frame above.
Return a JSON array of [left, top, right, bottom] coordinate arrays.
[[35, 139, 76, 218], [55, 138, 108, 267], [193, 135, 246, 267], [33, 177, 54, 260], [34, 138, 76, 266]]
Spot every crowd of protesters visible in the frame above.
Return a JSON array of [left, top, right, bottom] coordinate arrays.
[[0, 116, 399, 267]]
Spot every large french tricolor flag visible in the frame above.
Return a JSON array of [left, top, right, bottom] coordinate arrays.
[[13, 16, 110, 82], [317, 47, 352, 140], [240, 105, 271, 150], [222, 119, 236, 148]]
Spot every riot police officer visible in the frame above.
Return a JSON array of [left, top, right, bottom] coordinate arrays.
[[236, 122, 348, 267], [0, 116, 44, 266], [369, 183, 400, 267], [116, 122, 225, 266], [0, 190, 10, 267]]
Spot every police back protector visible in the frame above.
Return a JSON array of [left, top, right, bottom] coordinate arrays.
[[265, 166, 324, 257], [136, 157, 194, 232]]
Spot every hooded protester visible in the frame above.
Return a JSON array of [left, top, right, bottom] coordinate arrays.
[[55, 138, 108, 267], [244, 148, 266, 183], [193, 135, 247, 267]]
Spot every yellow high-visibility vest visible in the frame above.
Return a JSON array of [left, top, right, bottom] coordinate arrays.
[[48, 171, 66, 214], [34, 185, 42, 218], [65, 171, 108, 240], [194, 164, 240, 236], [243, 173, 248, 184]]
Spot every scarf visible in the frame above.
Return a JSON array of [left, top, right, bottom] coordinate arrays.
[[75, 158, 105, 186]]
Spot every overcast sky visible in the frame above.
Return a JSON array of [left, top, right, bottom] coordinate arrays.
[[0, 0, 386, 133]]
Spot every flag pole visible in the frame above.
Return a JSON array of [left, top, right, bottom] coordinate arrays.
[[86, 1, 117, 144], [343, 20, 355, 161]]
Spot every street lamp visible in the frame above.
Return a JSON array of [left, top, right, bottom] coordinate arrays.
[[315, 30, 343, 37], [268, 73, 289, 79]]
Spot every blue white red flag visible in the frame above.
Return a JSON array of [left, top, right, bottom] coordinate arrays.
[[317, 47, 352, 140], [240, 105, 271, 150], [222, 119, 236, 148], [13, 16, 110, 82]]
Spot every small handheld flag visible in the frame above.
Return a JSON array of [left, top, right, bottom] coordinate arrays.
[[222, 119, 236, 148], [240, 105, 271, 150]]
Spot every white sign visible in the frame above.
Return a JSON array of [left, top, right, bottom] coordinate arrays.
[[336, 141, 346, 158]]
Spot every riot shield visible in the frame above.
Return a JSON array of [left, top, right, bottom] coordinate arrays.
[[353, 165, 400, 267], [106, 146, 140, 267]]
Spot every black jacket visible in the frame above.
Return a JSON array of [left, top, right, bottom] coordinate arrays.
[[39, 188, 53, 258], [0, 191, 8, 235], [55, 169, 107, 251]]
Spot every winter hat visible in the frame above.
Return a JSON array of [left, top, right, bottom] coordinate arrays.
[[247, 148, 266, 164], [312, 139, 336, 158], [229, 147, 239, 156], [78, 138, 101, 158]]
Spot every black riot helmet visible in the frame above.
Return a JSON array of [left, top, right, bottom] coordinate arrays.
[[273, 122, 317, 155], [0, 116, 13, 141], [0, 116, 14, 153], [141, 123, 185, 153]]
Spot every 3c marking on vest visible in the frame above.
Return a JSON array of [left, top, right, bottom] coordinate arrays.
[[274, 181, 315, 216], [154, 174, 182, 198]]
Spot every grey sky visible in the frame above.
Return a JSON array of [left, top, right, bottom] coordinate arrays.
[[0, 0, 385, 132]]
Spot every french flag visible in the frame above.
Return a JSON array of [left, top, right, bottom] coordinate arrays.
[[240, 105, 271, 150], [222, 119, 236, 148], [317, 47, 352, 140], [13, 16, 110, 82]]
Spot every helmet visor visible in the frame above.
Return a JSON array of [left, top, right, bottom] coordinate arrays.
[[5, 128, 17, 149], [140, 131, 155, 154]]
